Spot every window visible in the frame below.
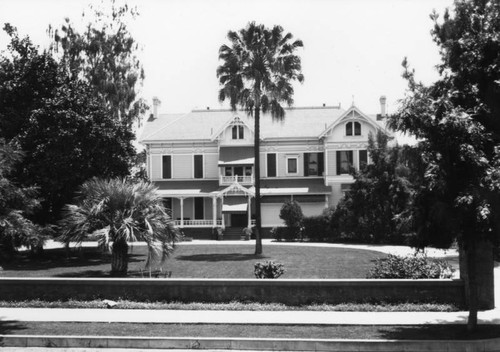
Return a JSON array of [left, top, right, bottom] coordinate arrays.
[[194, 155, 203, 179], [346, 122, 353, 136], [162, 198, 173, 217], [304, 152, 324, 176], [341, 183, 352, 196], [162, 155, 171, 179], [346, 121, 361, 136], [354, 122, 361, 136], [194, 197, 204, 220], [287, 157, 298, 174], [232, 125, 244, 139], [359, 150, 368, 169], [336, 151, 353, 175], [162, 198, 172, 210], [267, 153, 276, 177]]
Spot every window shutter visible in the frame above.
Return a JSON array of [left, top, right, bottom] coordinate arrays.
[[303, 153, 309, 176], [318, 152, 324, 176], [162, 155, 171, 179], [267, 154, 276, 177], [194, 155, 203, 178], [336, 151, 341, 175]]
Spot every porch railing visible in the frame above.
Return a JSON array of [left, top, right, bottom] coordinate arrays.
[[174, 219, 256, 228], [220, 175, 254, 185], [174, 220, 223, 227]]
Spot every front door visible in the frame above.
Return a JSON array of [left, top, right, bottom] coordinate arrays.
[[230, 213, 247, 227]]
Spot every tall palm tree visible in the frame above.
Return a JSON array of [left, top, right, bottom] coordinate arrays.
[[59, 178, 179, 276], [217, 22, 304, 254]]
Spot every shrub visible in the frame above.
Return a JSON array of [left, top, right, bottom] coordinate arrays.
[[302, 215, 330, 242], [368, 254, 454, 279], [254, 261, 285, 279], [279, 200, 303, 241]]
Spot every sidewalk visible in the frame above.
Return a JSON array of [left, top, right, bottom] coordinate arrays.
[[1, 307, 499, 325]]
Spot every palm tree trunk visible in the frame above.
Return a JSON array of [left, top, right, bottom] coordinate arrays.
[[254, 107, 262, 255], [111, 239, 129, 276]]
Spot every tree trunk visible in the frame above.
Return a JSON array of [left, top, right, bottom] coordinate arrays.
[[254, 107, 262, 255], [111, 240, 129, 276], [466, 239, 478, 331], [460, 238, 495, 332]]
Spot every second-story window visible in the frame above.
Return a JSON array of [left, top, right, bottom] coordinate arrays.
[[267, 153, 277, 177], [346, 121, 361, 136], [194, 155, 203, 179], [162, 155, 171, 179], [304, 152, 324, 176], [336, 151, 353, 175], [359, 150, 368, 169], [232, 125, 244, 139], [287, 156, 298, 174]]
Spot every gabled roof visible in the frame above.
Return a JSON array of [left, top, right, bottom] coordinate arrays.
[[319, 105, 390, 138], [139, 106, 346, 142]]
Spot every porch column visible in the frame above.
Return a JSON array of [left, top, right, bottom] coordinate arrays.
[[180, 197, 184, 228], [247, 196, 252, 228], [212, 197, 217, 227], [221, 196, 225, 229]]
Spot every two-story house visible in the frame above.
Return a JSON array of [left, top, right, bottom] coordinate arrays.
[[139, 96, 391, 239]]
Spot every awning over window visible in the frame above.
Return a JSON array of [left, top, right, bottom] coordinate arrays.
[[218, 147, 254, 166], [222, 197, 248, 213]]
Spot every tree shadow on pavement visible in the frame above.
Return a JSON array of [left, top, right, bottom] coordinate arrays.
[[0, 320, 27, 335], [378, 324, 500, 340]]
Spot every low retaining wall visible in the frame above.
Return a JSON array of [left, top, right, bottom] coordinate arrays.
[[0, 278, 465, 306]]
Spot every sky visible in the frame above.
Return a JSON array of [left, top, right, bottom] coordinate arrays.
[[0, 0, 455, 117]]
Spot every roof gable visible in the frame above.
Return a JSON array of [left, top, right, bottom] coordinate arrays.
[[319, 105, 386, 138], [211, 115, 254, 141]]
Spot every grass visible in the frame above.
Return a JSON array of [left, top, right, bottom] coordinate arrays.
[[0, 243, 387, 278], [1, 322, 499, 340], [0, 299, 459, 312]]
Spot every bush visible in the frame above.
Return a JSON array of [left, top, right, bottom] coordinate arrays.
[[254, 261, 285, 279], [368, 254, 454, 279], [302, 215, 330, 242], [278, 200, 303, 241]]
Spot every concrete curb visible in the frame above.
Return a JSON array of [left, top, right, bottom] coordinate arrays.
[[1, 335, 500, 351]]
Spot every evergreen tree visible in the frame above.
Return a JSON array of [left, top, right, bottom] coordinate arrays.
[[335, 131, 416, 244], [217, 22, 304, 254]]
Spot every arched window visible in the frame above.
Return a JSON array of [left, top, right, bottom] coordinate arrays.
[[354, 121, 361, 136], [346, 121, 361, 136], [346, 122, 353, 136], [232, 125, 244, 139]]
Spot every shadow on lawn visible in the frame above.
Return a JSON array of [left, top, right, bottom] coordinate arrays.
[[378, 324, 500, 340], [176, 253, 268, 262], [1, 248, 143, 272]]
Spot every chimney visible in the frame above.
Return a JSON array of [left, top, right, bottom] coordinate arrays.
[[152, 97, 161, 119], [377, 95, 387, 120]]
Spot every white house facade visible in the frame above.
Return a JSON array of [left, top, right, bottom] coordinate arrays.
[[139, 97, 391, 239]]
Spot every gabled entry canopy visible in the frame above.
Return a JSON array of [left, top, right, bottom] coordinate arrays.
[[222, 197, 248, 213], [218, 147, 254, 166]]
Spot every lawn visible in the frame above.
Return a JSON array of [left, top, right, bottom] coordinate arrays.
[[0, 244, 386, 278], [1, 321, 500, 340]]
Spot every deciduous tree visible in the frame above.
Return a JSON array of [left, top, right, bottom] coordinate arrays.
[[388, 0, 500, 330]]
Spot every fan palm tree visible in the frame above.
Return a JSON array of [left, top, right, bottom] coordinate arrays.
[[59, 178, 179, 276], [217, 22, 304, 254]]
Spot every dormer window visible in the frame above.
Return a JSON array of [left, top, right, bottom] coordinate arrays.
[[232, 125, 244, 139], [346, 121, 361, 136]]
